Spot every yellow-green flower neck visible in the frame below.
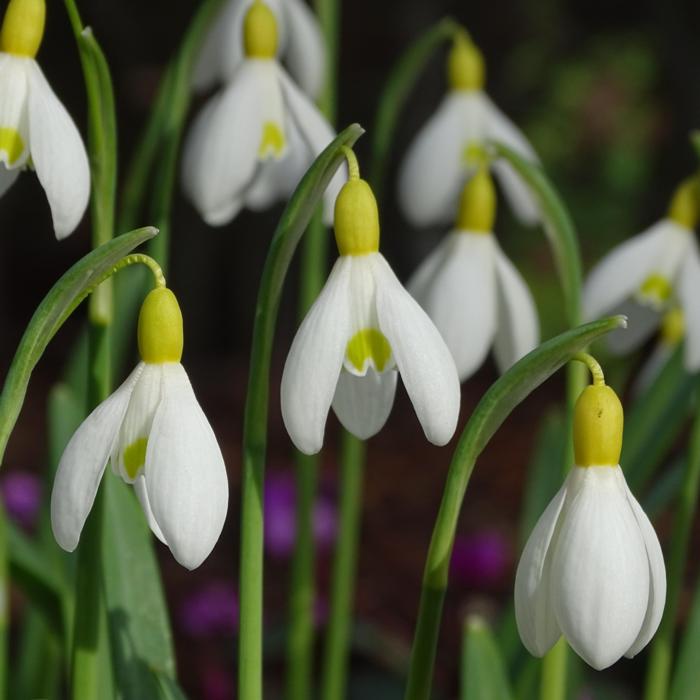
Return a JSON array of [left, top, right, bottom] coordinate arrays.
[[456, 169, 495, 233], [573, 384, 623, 468], [447, 32, 484, 92], [243, 0, 278, 59], [667, 176, 700, 230], [138, 288, 184, 364], [0, 0, 45, 58]]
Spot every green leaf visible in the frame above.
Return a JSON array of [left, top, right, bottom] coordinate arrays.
[[461, 616, 513, 700], [368, 18, 458, 200], [0, 227, 157, 465], [670, 571, 700, 700], [154, 672, 190, 700], [490, 142, 583, 328], [102, 474, 176, 697]]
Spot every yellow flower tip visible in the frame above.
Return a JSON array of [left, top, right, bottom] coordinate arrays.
[[667, 176, 700, 229], [447, 32, 485, 92], [334, 178, 380, 256], [661, 307, 685, 345], [346, 329, 392, 374], [243, 0, 278, 59], [137, 287, 184, 364], [0, 127, 25, 165], [259, 122, 285, 158], [637, 273, 672, 309], [0, 0, 45, 58], [573, 384, 624, 468], [456, 169, 496, 232]]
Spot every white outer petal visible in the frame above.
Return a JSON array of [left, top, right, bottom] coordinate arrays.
[[550, 466, 650, 670], [514, 480, 567, 657], [181, 61, 262, 226], [282, 0, 325, 99], [582, 220, 679, 321], [407, 235, 452, 305], [331, 368, 398, 440], [492, 242, 539, 373], [677, 236, 700, 372], [281, 256, 353, 454], [482, 94, 540, 226], [604, 298, 661, 355], [133, 475, 167, 545], [51, 364, 143, 552], [145, 364, 228, 570], [27, 60, 90, 239], [621, 470, 666, 658], [398, 92, 479, 227], [373, 253, 460, 445], [0, 54, 30, 169]]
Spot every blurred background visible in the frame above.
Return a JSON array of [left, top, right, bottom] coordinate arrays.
[[1, 0, 700, 697]]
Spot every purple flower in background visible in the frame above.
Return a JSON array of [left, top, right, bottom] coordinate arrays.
[[450, 530, 510, 588], [1, 471, 41, 529], [179, 582, 238, 638], [264, 473, 337, 558]]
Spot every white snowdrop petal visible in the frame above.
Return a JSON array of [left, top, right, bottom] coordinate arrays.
[[181, 62, 262, 226], [145, 364, 228, 570], [514, 481, 568, 657], [0, 165, 20, 197], [622, 473, 667, 658], [677, 237, 700, 372], [332, 368, 398, 440], [283, 0, 325, 99], [0, 56, 29, 169], [492, 243, 539, 373], [551, 466, 650, 670], [133, 475, 167, 545], [398, 93, 475, 227], [407, 235, 453, 305], [281, 257, 353, 454], [27, 60, 90, 239], [373, 254, 460, 445], [604, 298, 661, 355], [582, 220, 675, 321], [51, 364, 144, 552]]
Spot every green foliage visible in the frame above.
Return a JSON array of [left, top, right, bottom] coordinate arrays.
[[461, 617, 513, 700]]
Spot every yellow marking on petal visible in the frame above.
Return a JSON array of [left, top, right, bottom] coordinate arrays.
[[0, 0, 45, 57], [573, 384, 623, 468], [448, 31, 485, 92], [462, 142, 489, 168], [259, 122, 285, 158], [661, 307, 684, 345], [456, 169, 495, 233], [0, 127, 25, 165], [667, 176, 700, 229], [243, 0, 278, 59], [346, 329, 392, 374], [138, 287, 184, 364], [637, 274, 672, 307], [334, 178, 380, 256], [123, 438, 148, 480]]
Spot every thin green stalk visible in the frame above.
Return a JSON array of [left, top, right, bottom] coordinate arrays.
[[314, 0, 340, 122], [320, 432, 366, 700], [644, 404, 700, 700]]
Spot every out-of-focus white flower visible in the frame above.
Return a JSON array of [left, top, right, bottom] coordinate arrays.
[[0, 0, 89, 239], [583, 177, 700, 371], [193, 0, 325, 100], [51, 288, 228, 570], [281, 164, 460, 455], [408, 169, 539, 381], [182, 0, 342, 227], [398, 32, 539, 229], [515, 378, 666, 670]]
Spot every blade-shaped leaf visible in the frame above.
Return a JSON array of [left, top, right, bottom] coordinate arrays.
[[461, 616, 513, 700], [671, 572, 700, 700], [0, 227, 157, 464]]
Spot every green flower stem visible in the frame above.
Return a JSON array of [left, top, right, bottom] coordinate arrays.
[[238, 125, 363, 700], [314, 0, 340, 122], [320, 432, 366, 700], [644, 405, 700, 700]]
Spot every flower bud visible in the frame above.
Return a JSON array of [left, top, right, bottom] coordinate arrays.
[[138, 288, 184, 364], [334, 178, 380, 256], [573, 384, 623, 467]]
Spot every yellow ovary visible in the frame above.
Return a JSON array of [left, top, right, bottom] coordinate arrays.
[[243, 1, 278, 59], [456, 168, 495, 233], [447, 32, 484, 92], [123, 438, 148, 480], [667, 176, 700, 230], [259, 122, 285, 158], [138, 288, 184, 364], [346, 329, 392, 374], [334, 179, 380, 256], [0, 0, 45, 57], [0, 127, 25, 165], [573, 384, 623, 467]]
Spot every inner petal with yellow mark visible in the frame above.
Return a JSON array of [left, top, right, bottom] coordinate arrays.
[[636, 273, 673, 310], [462, 141, 489, 169], [123, 437, 148, 480], [259, 121, 285, 159], [344, 328, 394, 376], [0, 126, 25, 166]]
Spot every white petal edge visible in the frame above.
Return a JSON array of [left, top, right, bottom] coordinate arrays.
[[281, 256, 353, 454], [145, 364, 229, 570], [51, 364, 143, 552], [677, 236, 700, 372], [133, 475, 167, 545], [27, 60, 90, 239], [373, 253, 460, 445], [282, 0, 325, 99], [0, 55, 30, 169]]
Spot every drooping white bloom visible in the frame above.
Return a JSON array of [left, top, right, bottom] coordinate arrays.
[[51, 288, 228, 570], [398, 33, 539, 228], [409, 170, 539, 381], [281, 175, 460, 455], [0, 0, 90, 239], [182, 0, 342, 227], [583, 180, 700, 371], [515, 382, 666, 670], [194, 0, 325, 99]]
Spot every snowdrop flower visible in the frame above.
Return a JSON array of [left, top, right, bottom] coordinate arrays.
[[398, 31, 539, 228], [515, 358, 666, 670], [409, 169, 539, 381], [281, 151, 460, 454], [51, 286, 228, 570], [193, 0, 325, 99], [583, 177, 700, 371], [182, 0, 341, 227], [0, 0, 89, 238]]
